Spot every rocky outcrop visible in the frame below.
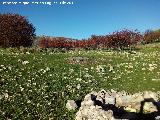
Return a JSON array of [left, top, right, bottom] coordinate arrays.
[[73, 90, 160, 120]]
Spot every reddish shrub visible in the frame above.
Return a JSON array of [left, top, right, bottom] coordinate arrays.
[[38, 29, 142, 50], [106, 29, 142, 49], [144, 30, 160, 44], [0, 13, 35, 47]]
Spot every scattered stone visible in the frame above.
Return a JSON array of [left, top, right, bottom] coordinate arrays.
[[152, 79, 160, 82], [66, 100, 77, 110], [76, 84, 81, 89], [68, 57, 89, 64]]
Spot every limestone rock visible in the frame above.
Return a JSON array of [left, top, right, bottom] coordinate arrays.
[[105, 96, 116, 105], [66, 100, 77, 110], [143, 102, 158, 113], [143, 91, 158, 101], [75, 90, 160, 120]]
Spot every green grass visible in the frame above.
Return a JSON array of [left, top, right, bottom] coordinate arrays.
[[0, 43, 160, 119]]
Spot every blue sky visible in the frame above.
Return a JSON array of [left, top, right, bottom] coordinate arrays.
[[0, 0, 160, 39]]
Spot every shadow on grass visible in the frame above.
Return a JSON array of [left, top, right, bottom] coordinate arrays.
[[91, 94, 160, 120]]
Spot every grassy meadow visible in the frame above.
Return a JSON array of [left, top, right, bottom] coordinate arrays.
[[0, 43, 160, 119]]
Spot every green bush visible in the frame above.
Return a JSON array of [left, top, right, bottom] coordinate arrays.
[[0, 13, 36, 47]]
